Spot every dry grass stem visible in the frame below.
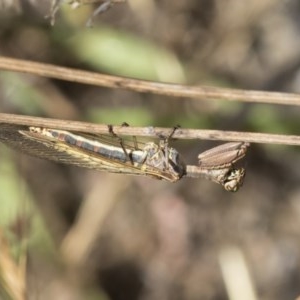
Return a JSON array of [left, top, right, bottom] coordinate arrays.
[[60, 176, 130, 267], [0, 229, 26, 300], [0, 113, 300, 146], [1, 56, 300, 106]]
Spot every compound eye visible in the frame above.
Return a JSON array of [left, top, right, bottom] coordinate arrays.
[[224, 180, 239, 192], [223, 168, 246, 192]]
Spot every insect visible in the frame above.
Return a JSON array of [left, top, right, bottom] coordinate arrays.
[[0, 122, 249, 191], [0, 124, 185, 182], [186, 142, 249, 192]]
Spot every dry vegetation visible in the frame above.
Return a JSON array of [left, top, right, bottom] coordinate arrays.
[[0, 0, 300, 300]]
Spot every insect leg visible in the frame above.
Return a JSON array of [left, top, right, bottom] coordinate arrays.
[[107, 124, 134, 164]]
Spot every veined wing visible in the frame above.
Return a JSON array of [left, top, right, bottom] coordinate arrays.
[[186, 142, 250, 191], [197, 142, 249, 169], [0, 124, 181, 182]]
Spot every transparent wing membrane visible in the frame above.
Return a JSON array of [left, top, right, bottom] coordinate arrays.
[[0, 123, 250, 191]]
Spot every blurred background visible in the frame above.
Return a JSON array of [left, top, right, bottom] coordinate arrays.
[[0, 0, 300, 299]]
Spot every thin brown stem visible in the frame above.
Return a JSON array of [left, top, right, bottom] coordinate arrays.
[[0, 113, 300, 146], [1, 56, 300, 106]]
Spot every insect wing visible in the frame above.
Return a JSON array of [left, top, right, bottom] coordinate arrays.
[[0, 124, 127, 171], [0, 124, 178, 182], [197, 142, 249, 169]]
